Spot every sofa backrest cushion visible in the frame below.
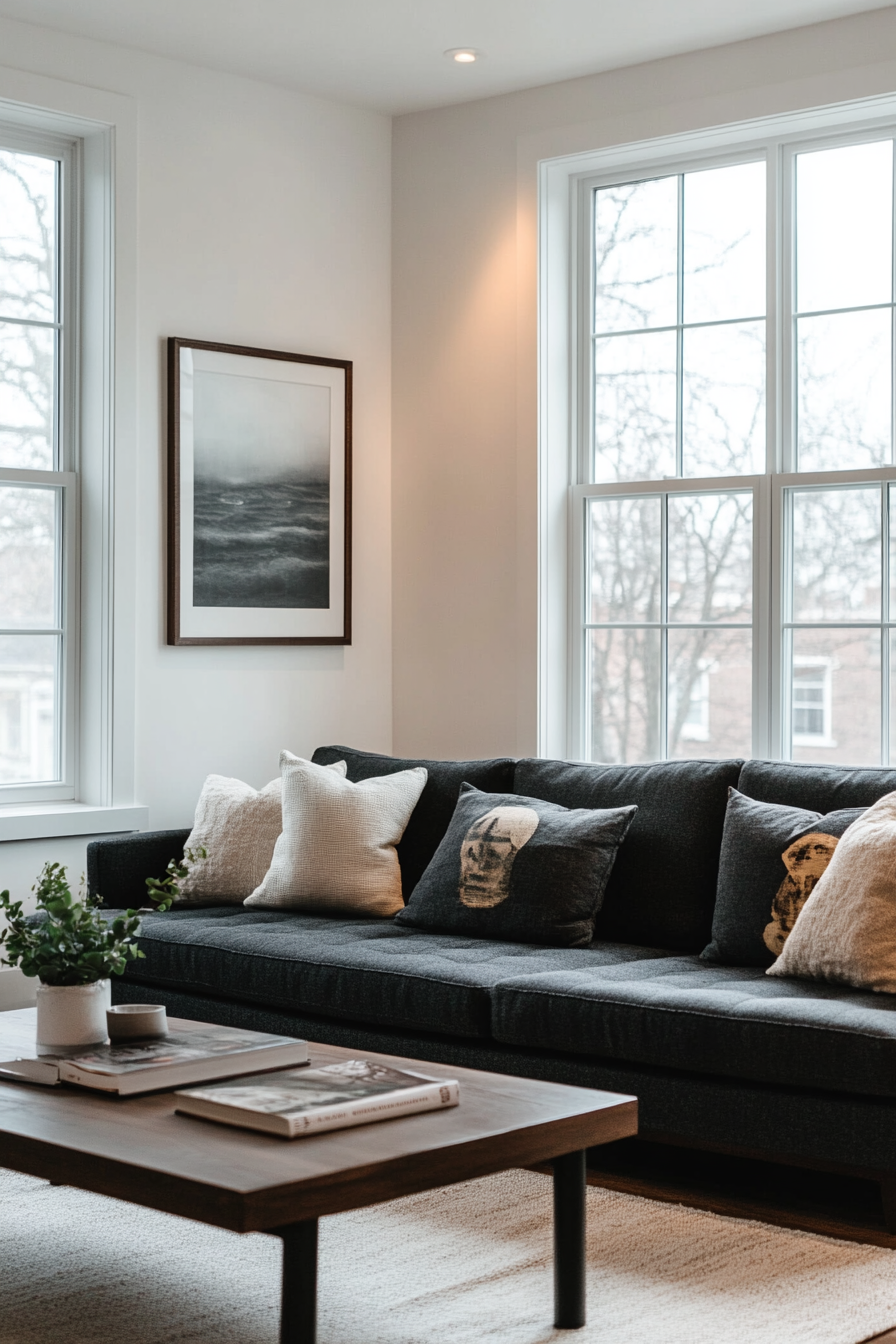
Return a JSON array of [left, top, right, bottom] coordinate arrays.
[[513, 757, 743, 952], [87, 829, 191, 906], [739, 760, 896, 812], [311, 745, 516, 899]]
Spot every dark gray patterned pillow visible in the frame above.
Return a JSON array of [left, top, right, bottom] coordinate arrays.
[[701, 788, 865, 967], [394, 783, 637, 947]]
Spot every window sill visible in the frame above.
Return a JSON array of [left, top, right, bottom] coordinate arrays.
[[0, 804, 149, 843]]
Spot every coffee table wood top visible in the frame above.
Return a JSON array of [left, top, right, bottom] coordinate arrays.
[[0, 1009, 636, 1233]]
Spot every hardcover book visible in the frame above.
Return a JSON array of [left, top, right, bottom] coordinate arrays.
[[0, 1025, 308, 1096], [175, 1058, 460, 1137]]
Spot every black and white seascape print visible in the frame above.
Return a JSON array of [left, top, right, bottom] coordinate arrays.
[[192, 371, 330, 609]]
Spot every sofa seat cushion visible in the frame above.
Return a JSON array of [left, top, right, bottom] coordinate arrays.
[[492, 957, 896, 1097], [122, 907, 670, 1040]]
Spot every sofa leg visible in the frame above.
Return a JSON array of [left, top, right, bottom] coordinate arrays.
[[881, 1181, 896, 1233]]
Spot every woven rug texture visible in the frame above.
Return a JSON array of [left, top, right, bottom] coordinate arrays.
[[1, 1165, 896, 1343]]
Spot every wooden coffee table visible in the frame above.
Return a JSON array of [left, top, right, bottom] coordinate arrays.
[[0, 1008, 636, 1340]]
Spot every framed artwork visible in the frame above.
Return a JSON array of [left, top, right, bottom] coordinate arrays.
[[167, 338, 351, 645]]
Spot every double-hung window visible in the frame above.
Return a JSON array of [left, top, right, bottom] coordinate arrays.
[[0, 130, 76, 802], [559, 108, 896, 766]]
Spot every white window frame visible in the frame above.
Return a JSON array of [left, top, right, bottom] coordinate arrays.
[[0, 79, 145, 840], [0, 125, 80, 804], [538, 91, 896, 764]]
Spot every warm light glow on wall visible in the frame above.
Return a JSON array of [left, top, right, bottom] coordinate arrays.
[[444, 48, 483, 63]]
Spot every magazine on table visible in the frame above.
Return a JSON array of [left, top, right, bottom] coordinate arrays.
[[0, 1025, 308, 1095], [175, 1058, 460, 1138]]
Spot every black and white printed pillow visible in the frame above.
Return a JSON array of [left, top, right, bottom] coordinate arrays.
[[701, 788, 865, 967], [394, 783, 637, 947]]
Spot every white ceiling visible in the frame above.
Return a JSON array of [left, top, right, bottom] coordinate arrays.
[[1, 0, 894, 115]]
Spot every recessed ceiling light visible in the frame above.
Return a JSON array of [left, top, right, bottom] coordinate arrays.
[[444, 48, 484, 64]]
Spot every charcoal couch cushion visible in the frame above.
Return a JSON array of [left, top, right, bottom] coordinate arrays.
[[311, 746, 516, 900], [513, 757, 742, 952], [121, 906, 669, 1039], [492, 956, 896, 1097], [701, 789, 864, 967], [87, 829, 191, 906], [739, 760, 896, 813], [396, 784, 636, 947]]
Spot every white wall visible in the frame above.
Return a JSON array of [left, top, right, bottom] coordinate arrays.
[[0, 17, 392, 972], [391, 5, 896, 761]]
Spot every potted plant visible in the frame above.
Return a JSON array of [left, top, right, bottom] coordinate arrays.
[[0, 853, 198, 1049]]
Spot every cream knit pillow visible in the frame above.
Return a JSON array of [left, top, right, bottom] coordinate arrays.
[[768, 789, 896, 992], [245, 752, 428, 916], [177, 762, 346, 904]]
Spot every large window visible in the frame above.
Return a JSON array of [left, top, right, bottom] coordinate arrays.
[[0, 132, 76, 802], [566, 121, 896, 766]]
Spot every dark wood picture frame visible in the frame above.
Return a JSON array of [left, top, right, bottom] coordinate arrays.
[[167, 337, 351, 646]]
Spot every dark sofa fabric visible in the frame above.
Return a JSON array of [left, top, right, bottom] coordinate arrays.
[[513, 757, 742, 952], [312, 745, 516, 899], [492, 956, 896, 1098], [113, 977, 896, 1175], [739, 760, 896, 812], [88, 828, 190, 905], [122, 905, 667, 1039]]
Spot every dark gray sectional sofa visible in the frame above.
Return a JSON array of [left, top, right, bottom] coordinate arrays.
[[91, 746, 896, 1222]]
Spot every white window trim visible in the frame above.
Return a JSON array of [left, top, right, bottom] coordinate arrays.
[[791, 655, 835, 748], [0, 68, 145, 840], [538, 89, 896, 763]]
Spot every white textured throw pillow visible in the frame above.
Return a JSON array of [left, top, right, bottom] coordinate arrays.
[[245, 752, 428, 916], [768, 789, 896, 992], [178, 762, 346, 904]]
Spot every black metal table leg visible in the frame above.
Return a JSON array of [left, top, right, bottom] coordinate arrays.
[[552, 1149, 586, 1329], [274, 1218, 318, 1344]]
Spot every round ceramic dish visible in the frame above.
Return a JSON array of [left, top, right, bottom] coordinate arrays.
[[106, 1004, 168, 1040]]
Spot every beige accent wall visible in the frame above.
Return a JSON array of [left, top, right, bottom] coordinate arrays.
[[391, 5, 896, 761]]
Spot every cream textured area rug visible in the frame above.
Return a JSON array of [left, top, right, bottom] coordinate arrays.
[[2, 1165, 896, 1344]]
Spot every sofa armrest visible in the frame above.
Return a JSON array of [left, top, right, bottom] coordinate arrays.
[[87, 829, 191, 907]]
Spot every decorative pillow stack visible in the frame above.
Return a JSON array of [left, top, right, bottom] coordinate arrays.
[[175, 762, 347, 905], [768, 789, 896, 992], [395, 783, 637, 947], [245, 752, 428, 917], [701, 788, 864, 966]]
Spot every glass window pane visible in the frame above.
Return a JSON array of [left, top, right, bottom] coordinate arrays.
[[668, 492, 752, 623], [683, 160, 766, 324], [594, 177, 678, 334], [0, 321, 54, 470], [667, 627, 752, 758], [588, 496, 661, 623], [791, 486, 880, 622], [796, 140, 892, 314], [0, 633, 58, 783], [682, 321, 765, 477], [789, 629, 880, 764], [0, 486, 57, 628], [797, 308, 890, 472], [588, 626, 661, 763], [0, 150, 56, 323], [594, 330, 676, 482]]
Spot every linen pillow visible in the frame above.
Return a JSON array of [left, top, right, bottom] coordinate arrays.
[[394, 783, 637, 947], [701, 788, 864, 967], [311, 745, 517, 898], [245, 753, 427, 917], [176, 762, 347, 905], [768, 789, 896, 992]]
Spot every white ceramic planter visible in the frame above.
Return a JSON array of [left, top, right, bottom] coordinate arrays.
[[36, 979, 111, 1049]]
